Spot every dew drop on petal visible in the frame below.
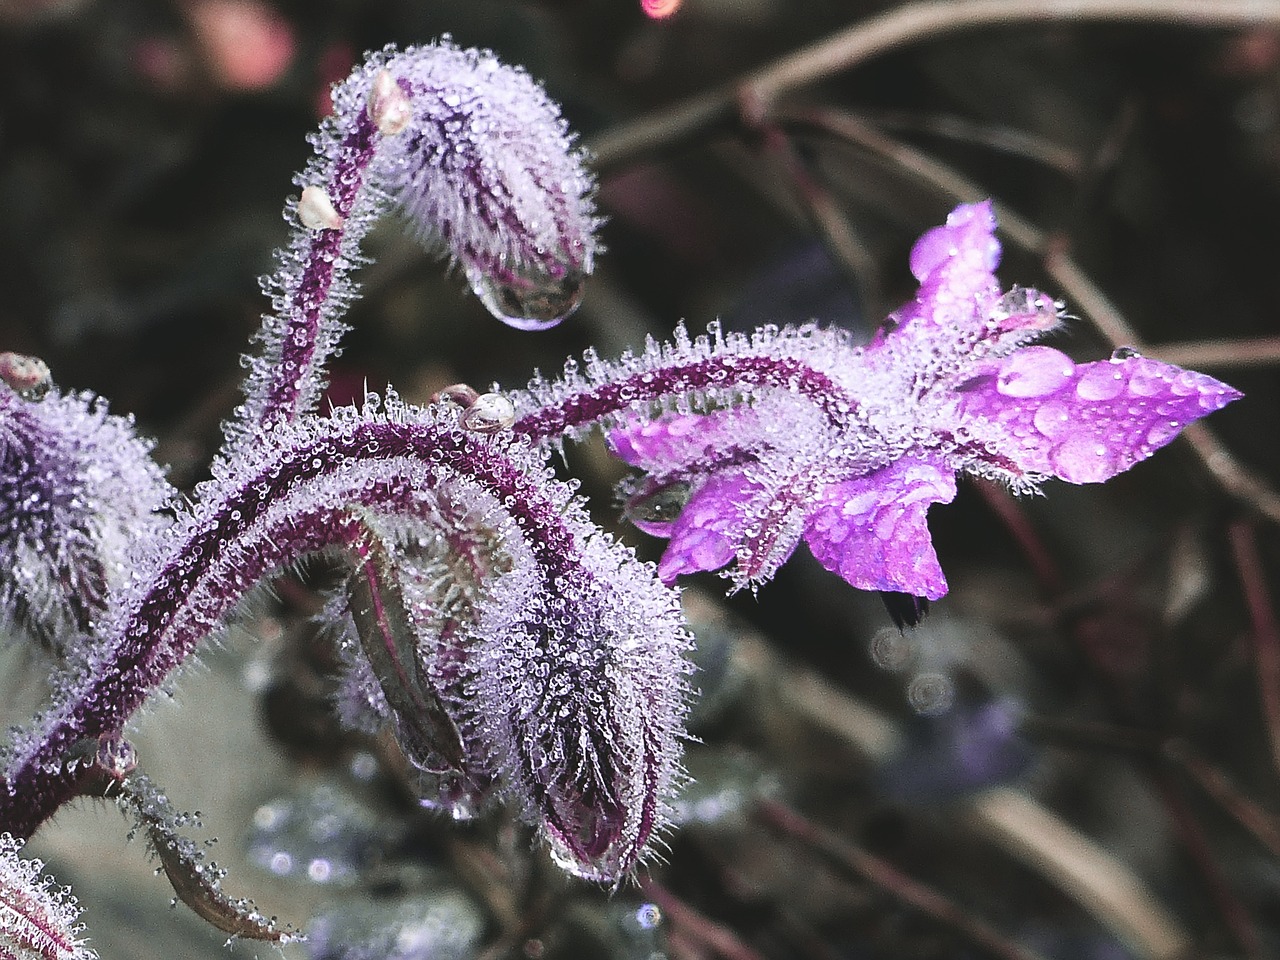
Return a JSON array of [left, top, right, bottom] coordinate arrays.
[[995, 347, 1075, 398], [1126, 369, 1166, 397], [1050, 435, 1119, 483], [1032, 400, 1072, 438], [1146, 419, 1181, 447], [1075, 363, 1127, 401], [467, 262, 585, 330]]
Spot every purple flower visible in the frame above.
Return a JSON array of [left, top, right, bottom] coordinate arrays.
[[608, 202, 1241, 600]]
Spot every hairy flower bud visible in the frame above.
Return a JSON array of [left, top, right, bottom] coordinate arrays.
[[0, 382, 171, 649], [0, 833, 96, 960], [372, 42, 598, 330]]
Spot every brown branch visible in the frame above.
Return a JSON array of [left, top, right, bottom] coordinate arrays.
[[1155, 777, 1264, 960], [973, 479, 1066, 595], [737, 102, 880, 303], [757, 799, 1049, 960], [1148, 335, 1280, 371], [588, 0, 1280, 169], [638, 877, 769, 960], [1228, 521, 1280, 775], [1164, 740, 1280, 859]]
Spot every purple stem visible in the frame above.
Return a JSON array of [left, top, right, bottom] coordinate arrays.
[[514, 354, 856, 442], [0, 421, 575, 837], [235, 104, 383, 442]]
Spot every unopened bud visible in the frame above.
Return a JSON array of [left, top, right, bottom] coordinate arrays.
[[0, 352, 51, 399], [298, 185, 344, 231], [461, 392, 516, 433], [368, 70, 412, 136]]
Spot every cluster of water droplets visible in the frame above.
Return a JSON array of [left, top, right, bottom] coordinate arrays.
[[0, 832, 96, 960]]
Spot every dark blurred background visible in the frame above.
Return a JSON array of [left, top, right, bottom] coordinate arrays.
[[3, 1, 1280, 958]]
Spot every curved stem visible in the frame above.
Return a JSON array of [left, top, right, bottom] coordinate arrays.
[[0, 419, 576, 836], [514, 350, 856, 443], [589, 0, 1280, 168]]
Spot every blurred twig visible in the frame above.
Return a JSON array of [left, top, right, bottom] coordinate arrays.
[[726, 632, 1194, 959], [757, 799, 1049, 960], [736, 94, 880, 308], [860, 109, 1084, 178], [1151, 336, 1280, 371], [1164, 740, 1280, 860], [1228, 521, 1280, 776], [1154, 777, 1264, 960], [639, 877, 769, 960], [970, 788, 1193, 960], [589, 0, 1280, 169]]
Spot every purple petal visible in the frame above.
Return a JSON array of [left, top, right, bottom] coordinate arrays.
[[608, 409, 745, 470], [657, 472, 761, 583], [804, 458, 957, 600], [909, 201, 1000, 282], [956, 352, 1242, 483], [881, 203, 1004, 354]]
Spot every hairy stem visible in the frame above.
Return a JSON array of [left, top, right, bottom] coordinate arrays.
[[0, 419, 575, 836]]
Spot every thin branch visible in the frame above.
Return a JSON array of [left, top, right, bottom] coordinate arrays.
[[973, 479, 1065, 595], [1155, 777, 1265, 960], [638, 877, 769, 960], [588, 0, 1280, 168], [757, 799, 1049, 960], [1148, 335, 1280, 371], [860, 108, 1084, 177], [1163, 740, 1280, 860], [969, 788, 1192, 960], [738, 104, 880, 304], [1228, 521, 1280, 775]]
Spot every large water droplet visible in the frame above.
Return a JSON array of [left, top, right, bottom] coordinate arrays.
[[625, 481, 691, 535], [1049, 435, 1119, 483], [467, 261, 585, 330], [1076, 363, 1126, 401], [995, 347, 1074, 398], [1146, 420, 1180, 448], [1034, 401, 1075, 440]]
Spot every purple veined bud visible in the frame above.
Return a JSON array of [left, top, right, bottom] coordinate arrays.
[[374, 42, 598, 331], [0, 833, 97, 960], [0, 380, 172, 649]]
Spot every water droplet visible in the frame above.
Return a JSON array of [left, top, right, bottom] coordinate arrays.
[[634, 903, 662, 929], [995, 347, 1074, 398], [467, 262, 585, 330], [907, 672, 955, 716], [1111, 346, 1141, 360], [1049, 435, 1119, 483], [460, 392, 515, 433], [1127, 365, 1167, 397], [1146, 420, 1180, 447], [625, 482, 691, 534], [1076, 364, 1126, 401]]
